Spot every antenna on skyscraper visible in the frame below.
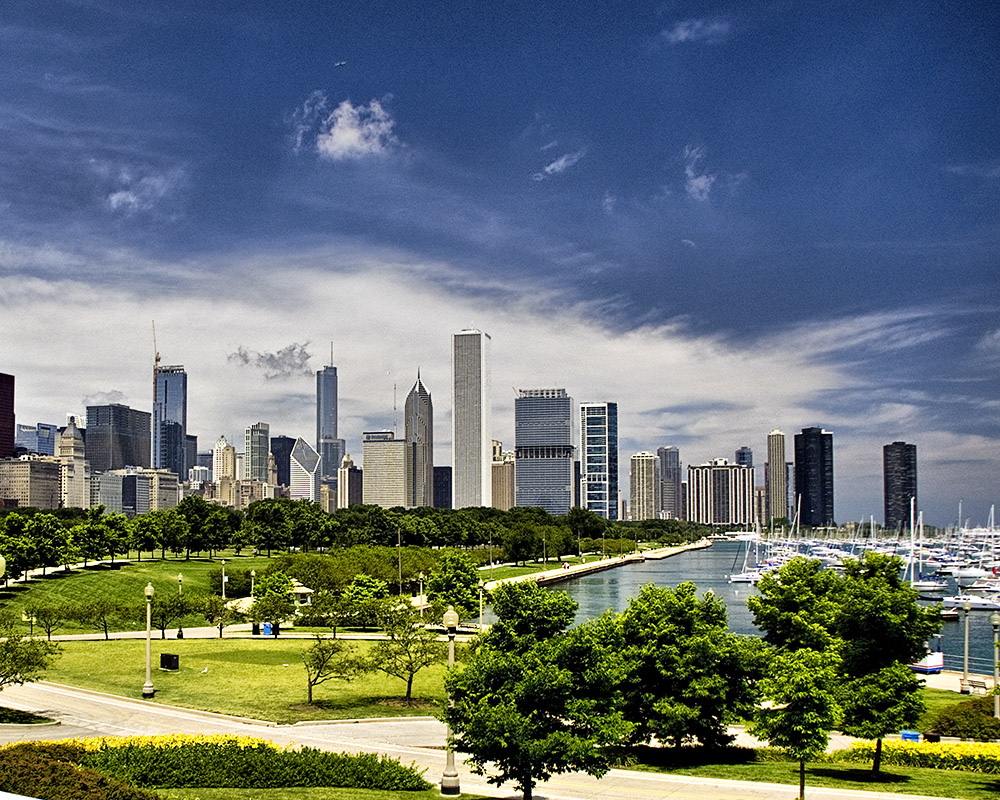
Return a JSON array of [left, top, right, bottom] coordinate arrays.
[[152, 321, 161, 372], [392, 382, 397, 436], [329, 341, 334, 367]]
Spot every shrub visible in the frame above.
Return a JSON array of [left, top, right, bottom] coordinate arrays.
[[928, 696, 1000, 741], [830, 740, 1000, 773], [0, 743, 157, 800]]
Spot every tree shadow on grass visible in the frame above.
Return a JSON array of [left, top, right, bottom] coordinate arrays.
[[810, 767, 911, 785], [622, 745, 761, 769]]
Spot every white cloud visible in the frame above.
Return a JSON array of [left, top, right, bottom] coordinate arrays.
[[946, 161, 1000, 179], [93, 162, 183, 215], [316, 98, 398, 161], [532, 148, 586, 181], [975, 328, 1000, 361], [663, 19, 731, 45], [601, 191, 617, 215], [683, 145, 715, 201], [680, 238, 697, 249]]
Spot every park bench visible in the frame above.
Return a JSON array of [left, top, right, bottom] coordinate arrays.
[[968, 678, 989, 694]]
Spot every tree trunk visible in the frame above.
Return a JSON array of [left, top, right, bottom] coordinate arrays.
[[522, 773, 533, 800], [873, 738, 882, 774], [799, 759, 805, 800], [218, 623, 224, 638], [308, 682, 313, 704], [406, 674, 414, 701]]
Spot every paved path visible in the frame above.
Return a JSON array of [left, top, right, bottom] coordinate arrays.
[[0, 682, 961, 800]]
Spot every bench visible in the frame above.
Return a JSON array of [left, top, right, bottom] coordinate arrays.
[[969, 678, 990, 694]]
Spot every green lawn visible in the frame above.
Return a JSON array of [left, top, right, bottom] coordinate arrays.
[[46, 638, 447, 723], [157, 790, 484, 800]]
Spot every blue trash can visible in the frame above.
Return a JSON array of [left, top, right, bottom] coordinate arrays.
[[900, 730, 920, 742], [262, 622, 272, 636]]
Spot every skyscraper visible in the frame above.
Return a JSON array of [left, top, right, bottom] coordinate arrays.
[[337, 454, 364, 509], [491, 440, 515, 511], [289, 437, 322, 502], [244, 422, 270, 482], [687, 458, 755, 526], [316, 363, 346, 489], [735, 446, 753, 467], [404, 373, 434, 508], [883, 441, 917, 533], [270, 435, 296, 488], [794, 427, 835, 528], [630, 452, 660, 521], [153, 364, 188, 477], [765, 430, 788, 523], [514, 388, 574, 515], [85, 404, 151, 472], [14, 422, 57, 456], [656, 446, 682, 519], [212, 435, 237, 481], [362, 430, 407, 508], [452, 329, 491, 508], [58, 417, 89, 509], [0, 372, 14, 459], [580, 402, 618, 520]]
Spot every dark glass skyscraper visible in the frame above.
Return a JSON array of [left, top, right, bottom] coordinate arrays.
[[883, 441, 917, 532], [794, 427, 835, 528], [86, 404, 151, 472], [316, 364, 346, 488], [0, 372, 14, 459], [270, 435, 296, 488], [153, 365, 187, 477], [657, 446, 682, 519], [514, 388, 573, 515], [404, 374, 433, 508]]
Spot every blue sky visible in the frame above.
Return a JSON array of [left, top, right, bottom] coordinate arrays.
[[1, 1, 997, 526]]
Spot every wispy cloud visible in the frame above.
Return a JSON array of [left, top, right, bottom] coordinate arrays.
[[91, 161, 185, 215], [975, 328, 1000, 362], [291, 92, 400, 160], [680, 238, 697, 249], [532, 148, 586, 181], [227, 343, 313, 380], [602, 191, 617, 215], [946, 161, 1000, 179], [81, 389, 127, 407], [662, 19, 731, 45], [683, 145, 715, 201]]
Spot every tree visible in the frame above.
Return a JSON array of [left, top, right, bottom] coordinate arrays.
[[747, 557, 842, 651], [23, 602, 69, 641], [488, 580, 576, 644], [301, 634, 368, 704], [0, 614, 60, 692], [445, 585, 632, 800], [26, 514, 69, 575], [72, 506, 111, 566], [128, 514, 161, 560], [747, 647, 841, 800], [426, 550, 479, 618], [201, 595, 244, 638], [70, 598, 125, 640], [249, 571, 296, 636], [614, 583, 765, 747], [147, 593, 192, 639], [340, 574, 391, 630], [370, 604, 444, 702]]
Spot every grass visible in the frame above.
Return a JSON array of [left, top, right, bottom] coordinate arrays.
[[45, 638, 447, 723], [0, 554, 276, 635], [921, 686, 966, 729], [157, 791, 485, 800], [0, 706, 54, 724]]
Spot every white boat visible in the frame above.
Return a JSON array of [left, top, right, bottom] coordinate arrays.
[[942, 594, 1000, 610]]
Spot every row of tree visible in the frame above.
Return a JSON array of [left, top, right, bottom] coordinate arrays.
[[444, 552, 940, 800]]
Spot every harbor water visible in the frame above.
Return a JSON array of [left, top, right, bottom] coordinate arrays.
[[552, 540, 999, 677]]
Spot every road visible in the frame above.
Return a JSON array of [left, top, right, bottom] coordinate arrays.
[[0, 681, 958, 800]]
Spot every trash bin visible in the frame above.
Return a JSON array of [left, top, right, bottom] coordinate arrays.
[[262, 622, 271, 636], [900, 730, 920, 742], [251, 623, 260, 635], [160, 653, 179, 671], [924, 732, 940, 743]]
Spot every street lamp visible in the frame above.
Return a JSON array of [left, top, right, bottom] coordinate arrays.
[[251, 569, 256, 596], [418, 571, 425, 620], [478, 580, 485, 629], [961, 599, 972, 694], [177, 573, 184, 640], [991, 610, 1000, 720], [221, 560, 227, 600], [142, 583, 155, 699], [441, 604, 460, 796]]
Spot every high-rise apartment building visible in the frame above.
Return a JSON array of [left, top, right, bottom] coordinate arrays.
[[85, 404, 151, 472], [687, 458, 755, 526], [153, 364, 188, 478], [316, 363, 346, 489], [289, 437, 322, 502], [362, 430, 407, 508], [0, 372, 13, 459], [404, 374, 434, 508], [794, 427, 835, 528], [656, 446, 682, 519], [452, 329, 491, 508], [580, 402, 618, 520], [765, 430, 788, 523], [735, 446, 753, 467], [514, 389, 574, 515], [630, 452, 660, 521], [883, 441, 917, 533], [244, 422, 270, 483]]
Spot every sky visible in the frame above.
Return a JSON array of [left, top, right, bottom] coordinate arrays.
[[1, 1, 998, 528]]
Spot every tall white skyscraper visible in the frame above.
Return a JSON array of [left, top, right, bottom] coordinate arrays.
[[766, 430, 788, 523], [451, 329, 491, 508], [244, 422, 270, 482], [579, 402, 618, 520], [629, 452, 660, 521], [212, 435, 236, 481], [289, 437, 321, 502], [362, 430, 407, 508], [687, 458, 755, 526]]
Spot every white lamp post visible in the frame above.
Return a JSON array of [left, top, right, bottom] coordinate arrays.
[[221, 560, 227, 600], [441, 604, 460, 796], [418, 571, 425, 620], [961, 599, 972, 693], [251, 569, 256, 596], [991, 610, 1000, 719], [177, 573, 184, 639], [142, 582, 155, 699], [478, 580, 485, 629]]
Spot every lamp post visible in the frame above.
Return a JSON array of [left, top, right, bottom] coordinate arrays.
[[251, 569, 256, 596], [961, 599, 972, 693], [991, 610, 1000, 720], [478, 580, 485, 629], [177, 573, 184, 639], [441, 605, 460, 796], [221, 560, 226, 600], [142, 583, 155, 699], [418, 571, 425, 620], [489, 530, 493, 580]]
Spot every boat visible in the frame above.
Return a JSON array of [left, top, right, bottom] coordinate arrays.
[[942, 594, 1000, 610]]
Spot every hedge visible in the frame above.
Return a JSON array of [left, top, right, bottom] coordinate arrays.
[[831, 740, 1000, 774], [0, 743, 158, 800]]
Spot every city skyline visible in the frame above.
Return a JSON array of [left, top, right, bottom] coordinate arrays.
[[1, 3, 997, 526]]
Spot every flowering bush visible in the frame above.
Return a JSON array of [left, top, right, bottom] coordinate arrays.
[[832, 740, 1000, 773]]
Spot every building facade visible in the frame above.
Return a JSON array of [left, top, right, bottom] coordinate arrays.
[[212, 435, 237, 482], [0, 373, 13, 459], [433, 466, 452, 509], [514, 388, 574, 516], [580, 402, 618, 520], [794, 427, 835, 528], [362, 431, 407, 508], [629, 451, 660, 521], [244, 422, 270, 483], [452, 329, 491, 508], [289, 437, 322, 502], [491, 440, 515, 511], [337, 454, 364, 509], [686, 458, 755, 526], [85, 404, 151, 472], [153, 364, 188, 478], [0, 456, 61, 508], [404, 374, 434, 508], [735, 446, 753, 467], [316, 364, 346, 490], [765, 429, 788, 523], [14, 423, 57, 456], [58, 417, 89, 509], [656, 446, 682, 519], [270, 435, 295, 488], [883, 441, 917, 532]]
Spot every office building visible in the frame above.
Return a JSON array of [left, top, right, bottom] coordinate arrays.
[[794, 427, 835, 528], [14, 423, 57, 456], [289, 437, 322, 502], [0, 456, 61, 508], [630, 452, 660, 521], [58, 417, 89, 509], [433, 466, 452, 509], [0, 373, 13, 459], [765, 430, 788, 523], [212, 435, 237, 482], [316, 363, 346, 489], [153, 364, 188, 477], [491, 440, 515, 511], [188, 465, 211, 484], [687, 458, 755, 526], [85, 404, 151, 472], [270, 435, 296, 488], [452, 329, 491, 508], [735, 446, 753, 467], [362, 430, 407, 508], [883, 441, 917, 532], [404, 374, 434, 508], [244, 422, 270, 482], [337, 454, 364, 509], [656, 446, 682, 519], [514, 389, 574, 515], [580, 402, 618, 520], [90, 471, 123, 513]]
